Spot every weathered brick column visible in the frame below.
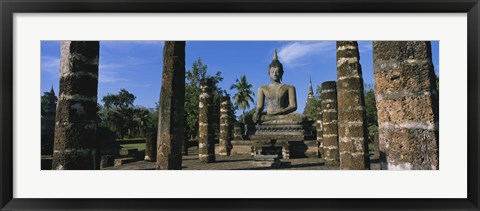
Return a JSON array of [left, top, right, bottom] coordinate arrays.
[[373, 41, 439, 170], [218, 94, 232, 156], [52, 41, 99, 170], [316, 103, 323, 158], [198, 78, 216, 163], [336, 41, 370, 170], [144, 129, 157, 161], [321, 81, 339, 167], [156, 41, 186, 170]]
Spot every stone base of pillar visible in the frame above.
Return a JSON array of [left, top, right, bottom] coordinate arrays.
[[199, 154, 216, 163]]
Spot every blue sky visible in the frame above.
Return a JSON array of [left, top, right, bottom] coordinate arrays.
[[41, 41, 439, 116]]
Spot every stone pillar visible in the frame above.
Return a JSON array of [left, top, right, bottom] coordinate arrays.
[[219, 95, 232, 156], [52, 41, 99, 170], [316, 103, 323, 158], [156, 41, 186, 170], [198, 78, 216, 163], [144, 128, 157, 161], [233, 122, 244, 140], [336, 41, 370, 170], [373, 41, 439, 170], [321, 81, 339, 167]]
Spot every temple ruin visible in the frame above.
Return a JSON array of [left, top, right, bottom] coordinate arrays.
[[44, 40, 439, 170]]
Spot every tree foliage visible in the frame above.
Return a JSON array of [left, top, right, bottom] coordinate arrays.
[[102, 89, 135, 110], [364, 84, 378, 141], [41, 88, 57, 116], [303, 85, 322, 120], [184, 58, 225, 140], [98, 89, 158, 140], [101, 89, 137, 139], [229, 75, 255, 123]]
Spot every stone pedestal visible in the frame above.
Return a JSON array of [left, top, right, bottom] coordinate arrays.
[[251, 139, 317, 159], [336, 41, 370, 170], [373, 41, 439, 170], [218, 95, 232, 156], [321, 81, 339, 167], [252, 154, 281, 168], [52, 41, 99, 170], [198, 78, 216, 163], [156, 41, 186, 170]]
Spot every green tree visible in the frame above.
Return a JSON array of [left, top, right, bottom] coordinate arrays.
[[184, 58, 224, 140], [101, 89, 137, 139], [102, 89, 135, 110], [364, 84, 378, 142], [41, 87, 57, 116], [303, 85, 322, 120], [230, 75, 255, 123], [131, 106, 155, 138]]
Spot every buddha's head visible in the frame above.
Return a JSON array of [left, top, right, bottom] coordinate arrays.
[[268, 49, 284, 82]]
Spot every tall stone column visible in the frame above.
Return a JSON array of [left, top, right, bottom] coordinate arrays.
[[321, 81, 339, 167], [219, 94, 232, 156], [373, 41, 439, 170], [156, 41, 186, 170], [316, 103, 323, 158], [198, 78, 216, 163], [52, 41, 99, 170], [336, 41, 370, 170]]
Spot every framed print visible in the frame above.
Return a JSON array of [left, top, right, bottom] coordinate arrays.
[[1, 0, 479, 210]]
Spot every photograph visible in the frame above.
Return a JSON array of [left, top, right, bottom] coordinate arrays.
[[2, 1, 478, 209], [40, 40, 439, 170]]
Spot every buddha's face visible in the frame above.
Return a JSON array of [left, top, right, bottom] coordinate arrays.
[[269, 67, 283, 82]]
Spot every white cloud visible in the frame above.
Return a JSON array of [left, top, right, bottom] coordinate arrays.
[[41, 56, 60, 75], [358, 41, 373, 53], [277, 41, 335, 67], [98, 63, 128, 83]]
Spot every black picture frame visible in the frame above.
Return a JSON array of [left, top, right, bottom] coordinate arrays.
[[1, 0, 479, 210]]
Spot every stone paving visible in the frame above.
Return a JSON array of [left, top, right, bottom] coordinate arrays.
[[103, 154, 381, 170]]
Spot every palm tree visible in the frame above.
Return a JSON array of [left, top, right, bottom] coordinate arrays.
[[229, 75, 255, 123]]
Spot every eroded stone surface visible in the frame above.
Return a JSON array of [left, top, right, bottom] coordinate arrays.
[[316, 105, 323, 158], [321, 81, 339, 167], [145, 129, 157, 161], [198, 78, 216, 163], [336, 41, 370, 170], [156, 41, 186, 170], [373, 41, 439, 170], [52, 41, 99, 170], [219, 95, 233, 156]]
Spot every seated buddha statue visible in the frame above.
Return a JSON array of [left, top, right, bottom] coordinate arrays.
[[252, 50, 307, 125]]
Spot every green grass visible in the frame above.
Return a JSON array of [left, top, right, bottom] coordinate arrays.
[[121, 143, 146, 151], [116, 138, 146, 151], [188, 146, 199, 154], [117, 137, 145, 141], [115, 139, 198, 154]]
